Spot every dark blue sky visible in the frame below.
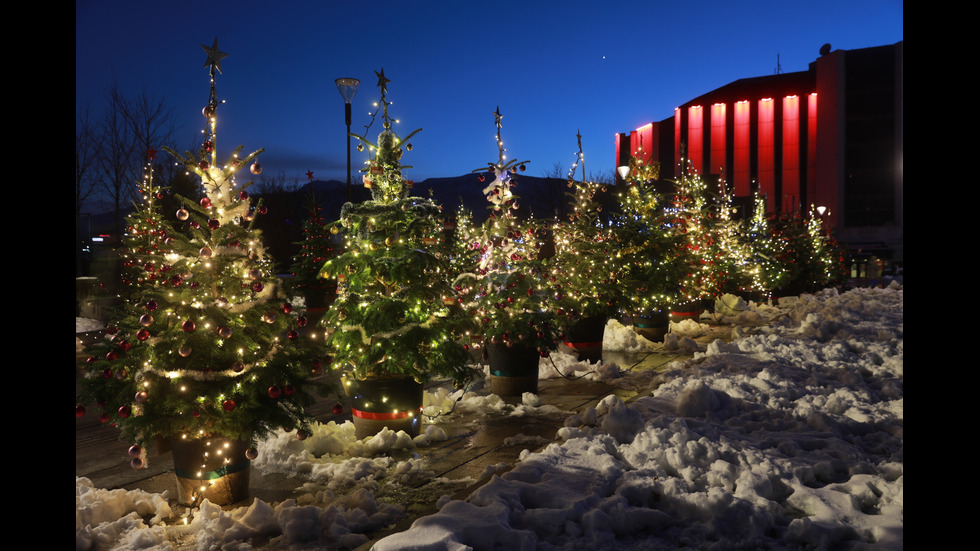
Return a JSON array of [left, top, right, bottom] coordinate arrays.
[[76, 0, 902, 186]]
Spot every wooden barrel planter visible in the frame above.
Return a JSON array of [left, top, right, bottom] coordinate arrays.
[[350, 377, 424, 439], [633, 310, 669, 341], [670, 299, 704, 324], [562, 316, 606, 362], [487, 342, 540, 396], [170, 435, 252, 506]]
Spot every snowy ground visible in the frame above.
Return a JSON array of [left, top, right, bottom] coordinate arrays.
[[76, 284, 903, 550]]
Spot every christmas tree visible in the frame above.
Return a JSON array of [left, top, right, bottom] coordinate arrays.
[[612, 152, 686, 323], [76, 40, 331, 504], [453, 107, 559, 387], [318, 70, 473, 435], [287, 189, 337, 317], [546, 132, 619, 354]]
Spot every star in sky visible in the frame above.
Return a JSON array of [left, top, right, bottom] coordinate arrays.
[[306, 170, 314, 181], [494, 106, 503, 129], [201, 38, 229, 74]]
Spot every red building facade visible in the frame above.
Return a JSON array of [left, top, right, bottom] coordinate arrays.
[[616, 42, 903, 268]]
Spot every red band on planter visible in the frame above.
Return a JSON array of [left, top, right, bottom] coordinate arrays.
[[563, 341, 602, 348], [351, 407, 420, 420]]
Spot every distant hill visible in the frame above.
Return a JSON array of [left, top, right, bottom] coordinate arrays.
[[303, 172, 574, 224]]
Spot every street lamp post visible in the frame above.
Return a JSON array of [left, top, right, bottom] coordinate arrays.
[[335, 78, 360, 202]]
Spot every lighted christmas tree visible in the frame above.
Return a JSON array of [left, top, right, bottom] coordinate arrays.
[[76, 40, 331, 505], [452, 107, 558, 394], [318, 70, 473, 435], [546, 131, 619, 354], [612, 153, 686, 321], [288, 189, 336, 317]]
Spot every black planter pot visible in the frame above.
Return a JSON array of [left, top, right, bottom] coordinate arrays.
[[633, 310, 669, 341], [562, 316, 606, 362], [487, 342, 539, 396], [170, 436, 251, 506], [350, 377, 424, 439]]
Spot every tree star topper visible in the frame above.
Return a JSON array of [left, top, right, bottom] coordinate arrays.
[[202, 38, 229, 74], [375, 68, 390, 97]]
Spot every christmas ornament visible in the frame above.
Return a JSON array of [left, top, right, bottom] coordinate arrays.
[[136, 328, 150, 341], [118, 405, 132, 418], [76, 405, 86, 417], [177, 208, 189, 220], [179, 345, 192, 357], [245, 448, 258, 460], [130, 457, 144, 469], [201, 37, 229, 74], [262, 312, 277, 324], [135, 391, 149, 404], [139, 314, 154, 326], [200, 197, 212, 209], [268, 385, 281, 399], [251, 161, 262, 175], [128, 444, 142, 458], [182, 320, 196, 332], [208, 219, 220, 230], [218, 326, 233, 339], [283, 384, 296, 396], [296, 429, 308, 440], [222, 399, 236, 412]]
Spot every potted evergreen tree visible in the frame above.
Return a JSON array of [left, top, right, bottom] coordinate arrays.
[[546, 132, 620, 361], [76, 43, 332, 506], [453, 108, 559, 395], [318, 70, 475, 438]]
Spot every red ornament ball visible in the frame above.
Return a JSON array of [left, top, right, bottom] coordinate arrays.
[[253, 282, 265, 293], [208, 218, 220, 230], [200, 197, 212, 209], [99, 412, 111, 424], [232, 361, 245, 372], [222, 399, 236, 412], [192, 409, 201, 418], [268, 385, 282, 399], [76, 405, 86, 418], [198, 160, 209, 170], [296, 315, 308, 327], [136, 328, 150, 341], [332, 403, 344, 415], [238, 190, 249, 201], [146, 300, 158, 311], [283, 385, 296, 397], [287, 330, 299, 340], [118, 405, 132, 418], [258, 205, 268, 215], [182, 320, 196, 332], [281, 302, 293, 314]]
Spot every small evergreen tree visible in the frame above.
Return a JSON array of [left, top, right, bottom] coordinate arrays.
[[318, 70, 474, 386], [76, 44, 331, 468], [452, 108, 559, 356]]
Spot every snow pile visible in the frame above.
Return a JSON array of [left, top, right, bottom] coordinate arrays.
[[374, 286, 903, 550]]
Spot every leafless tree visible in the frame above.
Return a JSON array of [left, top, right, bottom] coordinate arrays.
[[97, 82, 179, 236]]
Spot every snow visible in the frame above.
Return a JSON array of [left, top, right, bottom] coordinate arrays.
[[76, 283, 903, 550]]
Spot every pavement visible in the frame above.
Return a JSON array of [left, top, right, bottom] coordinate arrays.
[[76, 333, 723, 549]]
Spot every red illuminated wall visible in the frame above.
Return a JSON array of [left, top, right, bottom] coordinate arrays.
[[688, 105, 703, 173], [807, 93, 818, 211], [733, 101, 751, 196], [758, 98, 775, 212], [782, 95, 800, 212], [710, 103, 726, 175]]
